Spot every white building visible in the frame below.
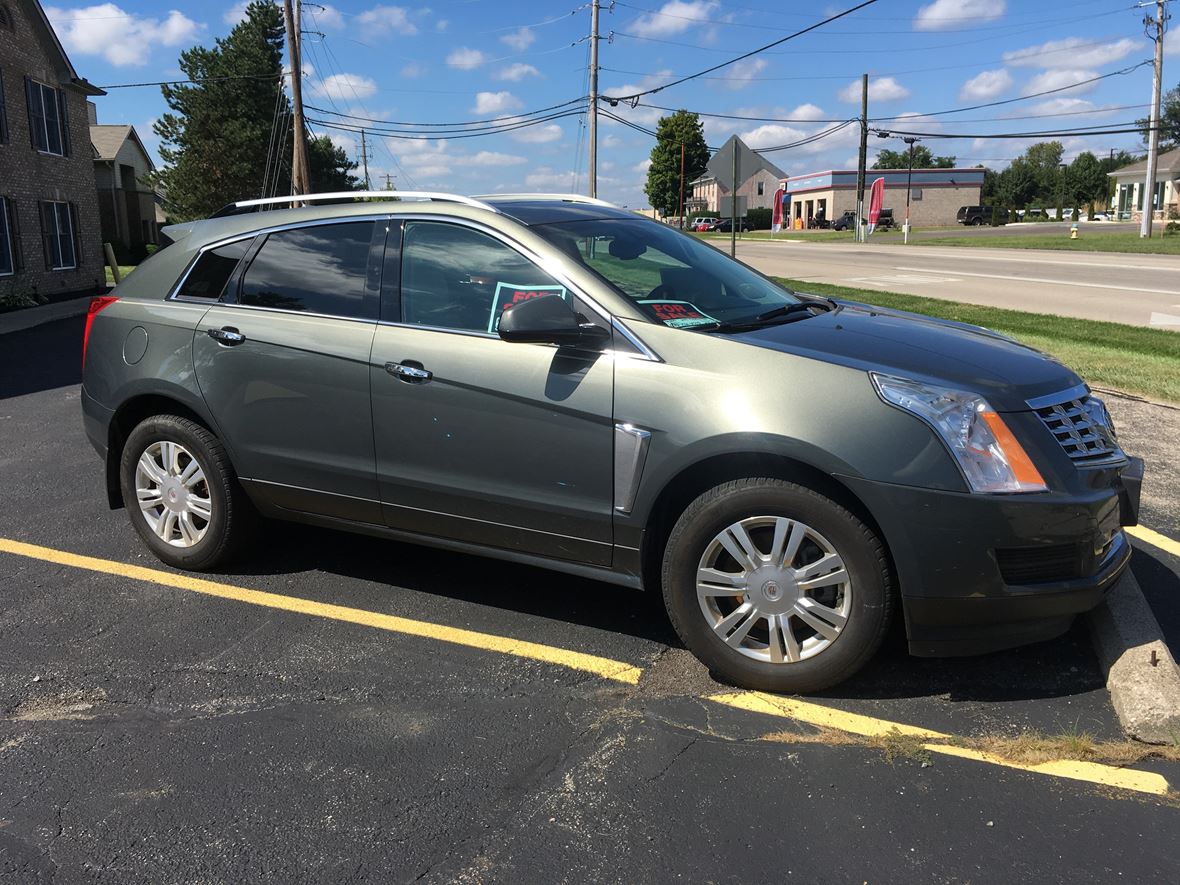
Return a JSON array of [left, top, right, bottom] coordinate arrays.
[[1108, 147, 1180, 222]]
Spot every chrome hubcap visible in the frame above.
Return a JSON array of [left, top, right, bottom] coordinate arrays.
[[696, 516, 852, 664], [135, 441, 211, 548]]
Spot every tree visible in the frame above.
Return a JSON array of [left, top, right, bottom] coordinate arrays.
[[996, 160, 1038, 209], [644, 110, 709, 216], [1141, 83, 1180, 147], [1066, 151, 1107, 208], [149, 1, 357, 221], [872, 145, 955, 169], [980, 167, 1000, 203]]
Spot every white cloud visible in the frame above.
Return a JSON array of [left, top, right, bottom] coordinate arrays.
[[838, 76, 910, 103], [740, 124, 809, 150], [525, 167, 579, 189], [1167, 28, 1180, 56], [311, 73, 378, 101], [500, 26, 535, 51], [305, 4, 344, 29], [1003, 37, 1137, 69], [633, 158, 653, 174], [958, 69, 1012, 101], [472, 91, 522, 114], [356, 5, 418, 35], [1022, 69, 1099, 96], [46, 4, 200, 67], [602, 134, 623, 148], [436, 19, 449, 32], [510, 122, 563, 144], [788, 103, 827, 121], [718, 58, 767, 91], [631, 1, 720, 38], [1016, 98, 1104, 117], [914, 0, 1005, 32], [601, 70, 672, 126], [329, 132, 357, 154], [496, 63, 541, 82], [469, 151, 528, 167], [222, 3, 246, 25], [447, 47, 487, 70], [401, 62, 426, 79]]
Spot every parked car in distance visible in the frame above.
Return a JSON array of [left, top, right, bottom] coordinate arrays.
[[81, 191, 1143, 693], [691, 217, 719, 231], [957, 205, 1009, 225], [715, 217, 750, 233], [832, 211, 858, 231], [875, 208, 896, 231]]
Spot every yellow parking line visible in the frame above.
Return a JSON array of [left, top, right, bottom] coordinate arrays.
[[1126, 525, 1180, 560], [708, 691, 1172, 797], [0, 537, 642, 685]]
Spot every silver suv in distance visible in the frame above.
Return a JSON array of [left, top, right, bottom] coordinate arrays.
[[81, 192, 1143, 692]]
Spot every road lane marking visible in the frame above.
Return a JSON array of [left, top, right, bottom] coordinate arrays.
[[892, 266, 1180, 297], [1126, 525, 1180, 559], [0, 537, 643, 685], [1149, 312, 1180, 327], [708, 691, 1171, 797]]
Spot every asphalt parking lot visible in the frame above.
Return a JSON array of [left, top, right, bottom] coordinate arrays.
[[2, 316, 1179, 882]]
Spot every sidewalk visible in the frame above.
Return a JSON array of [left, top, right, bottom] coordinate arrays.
[[0, 296, 91, 336]]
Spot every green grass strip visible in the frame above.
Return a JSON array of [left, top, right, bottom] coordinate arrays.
[[775, 278, 1180, 404]]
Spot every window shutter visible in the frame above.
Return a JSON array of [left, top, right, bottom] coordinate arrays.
[[58, 88, 70, 156], [38, 202, 52, 270], [0, 69, 8, 144], [24, 75, 37, 150], [8, 199, 22, 273], [69, 201, 81, 263]]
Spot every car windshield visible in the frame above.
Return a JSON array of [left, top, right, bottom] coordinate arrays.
[[533, 218, 801, 331]]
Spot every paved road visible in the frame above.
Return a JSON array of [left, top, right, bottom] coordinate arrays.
[[734, 240, 1180, 328], [1, 319, 1178, 882]]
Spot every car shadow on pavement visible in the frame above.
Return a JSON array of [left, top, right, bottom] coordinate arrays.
[[226, 521, 1108, 704], [0, 317, 85, 400]]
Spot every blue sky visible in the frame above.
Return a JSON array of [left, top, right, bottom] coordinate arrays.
[[44, 0, 1173, 207]]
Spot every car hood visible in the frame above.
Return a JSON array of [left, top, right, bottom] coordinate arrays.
[[726, 301, 1080, 412]]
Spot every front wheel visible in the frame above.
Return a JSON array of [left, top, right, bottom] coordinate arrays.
[[119, 414, 253, 570], [661, 478, 893, 693]]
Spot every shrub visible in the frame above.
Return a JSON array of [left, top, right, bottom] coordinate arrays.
[[746, 207, 773, 230]]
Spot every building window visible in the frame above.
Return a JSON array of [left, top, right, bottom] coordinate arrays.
[[40, 201, 76, 270], [757, 180, 765, 196], [26, 79, 68, 156], [0, 5, 13, 31], [0, 198, 14, 276]]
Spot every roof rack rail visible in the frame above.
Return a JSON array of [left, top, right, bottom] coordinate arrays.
[[210, 191, 499, 218], [473, 193, 619, 208]]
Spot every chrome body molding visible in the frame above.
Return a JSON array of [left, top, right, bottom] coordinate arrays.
[[613, 423, 652, 514]]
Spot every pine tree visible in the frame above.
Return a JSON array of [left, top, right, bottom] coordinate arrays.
[[644, 110, 709, 217]]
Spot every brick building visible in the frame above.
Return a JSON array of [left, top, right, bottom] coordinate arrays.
[[0, 0, 106, 302], [782, 167, 985, 229], [689, 136, 787, 215]]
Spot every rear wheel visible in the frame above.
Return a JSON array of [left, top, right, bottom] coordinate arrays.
[[661, 478, 892, 693], [119, 415, 252, 570]]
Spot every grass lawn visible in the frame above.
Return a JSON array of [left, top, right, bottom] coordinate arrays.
[[775, 278, 1180, 404], [105, 265, 137, 284], [913, 230, 1180, 255]]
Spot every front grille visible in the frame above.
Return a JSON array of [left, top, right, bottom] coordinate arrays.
[[1032, 394, 1120, 464], [995, 543, 1086, 585]]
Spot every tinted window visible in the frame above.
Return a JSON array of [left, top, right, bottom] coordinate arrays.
[[176, 239, 250, 300], [400, 221, 566, 333], [240, 221, 376, 319]]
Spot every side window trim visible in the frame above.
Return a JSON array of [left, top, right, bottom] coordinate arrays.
[[378, 218, 402, 325]]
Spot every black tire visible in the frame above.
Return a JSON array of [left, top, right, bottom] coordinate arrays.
[[119, 414, 253, 571], [660, 478, 893, 693]]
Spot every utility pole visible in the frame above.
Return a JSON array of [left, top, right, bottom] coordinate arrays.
[[588, 0, 600, 198], [1141, 0, 1168, 238], [855, 74, 868, 243], [903, 136, 918, 245], [383, 172, 394, 190], [360, 128, 371, 189], [730, 139, 739, 258], [283, 0, 311, 196], [678, 141, 686, 229]]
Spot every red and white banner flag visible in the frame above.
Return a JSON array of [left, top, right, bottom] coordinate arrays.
[[866, 177, 885, 235], [771, 187, 785, 232]]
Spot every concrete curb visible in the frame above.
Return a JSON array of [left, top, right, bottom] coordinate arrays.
[[1087, 569, 1180, 745], [0, 297, 91, 336]]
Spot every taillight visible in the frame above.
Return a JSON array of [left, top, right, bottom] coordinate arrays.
[[82, 295, 118, 371]]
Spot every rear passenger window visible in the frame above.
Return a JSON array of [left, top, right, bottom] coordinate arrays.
[[175, 239, 250, 300], [239, 221, 376, 319]]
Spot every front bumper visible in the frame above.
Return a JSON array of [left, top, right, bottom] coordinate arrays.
[[841, 459, 1141, 657]]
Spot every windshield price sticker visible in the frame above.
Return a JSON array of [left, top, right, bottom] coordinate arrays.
[[489, 283, 568, 332], [639, 299, 718, 329]]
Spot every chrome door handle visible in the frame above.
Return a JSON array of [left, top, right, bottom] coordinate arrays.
[[207, 326, 246, 345], [385, 361, 432, 383]]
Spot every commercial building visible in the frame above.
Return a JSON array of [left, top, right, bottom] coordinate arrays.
[[0, 0, 106, 302], [782, 167, 985, 228], [1107, 147, 1179, 223]]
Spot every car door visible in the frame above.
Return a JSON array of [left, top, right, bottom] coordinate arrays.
[[192, 218, 386, 523], [369, 218, 616, 566]]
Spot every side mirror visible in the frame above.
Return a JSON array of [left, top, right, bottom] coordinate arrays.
[[497, 294, 610, 349]]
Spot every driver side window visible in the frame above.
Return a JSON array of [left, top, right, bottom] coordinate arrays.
[[400, 221, 567, 333]]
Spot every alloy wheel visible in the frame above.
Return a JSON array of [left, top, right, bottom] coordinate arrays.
[[134, 440, 212, 548]]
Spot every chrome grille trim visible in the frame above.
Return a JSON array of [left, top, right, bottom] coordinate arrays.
[[1029, 389, 1122, 465]]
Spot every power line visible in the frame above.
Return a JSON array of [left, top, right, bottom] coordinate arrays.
[[307, 110, 586, 141], [601, 0, 880, 103], [98, 73, 281, 89], [305, 97, 588, 129]]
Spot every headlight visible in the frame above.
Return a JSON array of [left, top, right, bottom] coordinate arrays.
[[871, 373, 1047, 494]]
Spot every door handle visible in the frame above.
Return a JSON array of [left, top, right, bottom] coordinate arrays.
[[385, 361, 433, 384], [207, 326, 246, 346]]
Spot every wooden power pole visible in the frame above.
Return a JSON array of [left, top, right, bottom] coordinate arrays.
[[588, 0, 600, 198], [855, 74, 868, 243], [283, 0, 311, 196], [1141, 0, 1168, 238]]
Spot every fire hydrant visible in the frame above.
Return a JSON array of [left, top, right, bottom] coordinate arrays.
[[1070, 223, 1079, 240]]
